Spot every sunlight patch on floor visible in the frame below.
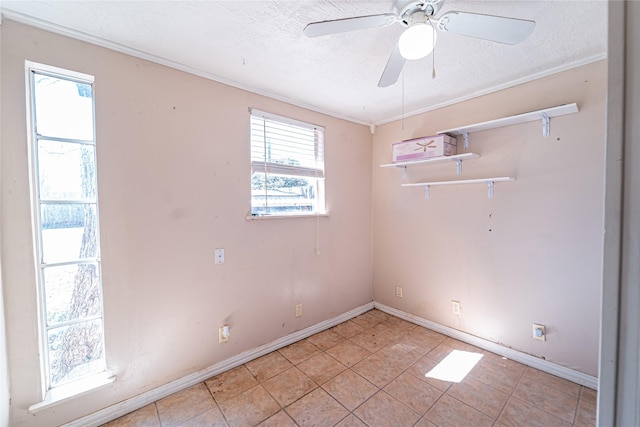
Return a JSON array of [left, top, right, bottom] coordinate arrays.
[[425, 350, 483, 383]]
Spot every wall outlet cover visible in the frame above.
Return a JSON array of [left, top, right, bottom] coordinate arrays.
[[533, 323, 546, 341], [395, 287, 403, 298], [218, 325, 229, 343], [451, 300, 461, 315], [215, 248, 225, 264]]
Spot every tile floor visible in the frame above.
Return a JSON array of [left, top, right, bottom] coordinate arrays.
[[103, 309, 597, 427]]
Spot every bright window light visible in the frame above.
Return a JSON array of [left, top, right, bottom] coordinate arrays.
[[425, 350, 483, 383], [29, 64, 106, 391]]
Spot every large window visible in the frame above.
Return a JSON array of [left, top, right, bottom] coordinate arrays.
[[250, 109, 326, 216], [28, 63, 106, 391]]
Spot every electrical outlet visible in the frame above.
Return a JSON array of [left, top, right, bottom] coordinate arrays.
[[532, 323, 546, 341], [218, 325, 229, 343], [215, 248, 225, 264], [451, 300, 461, 315], [395, 286, 403, 298], [295, 303, 303, 318]]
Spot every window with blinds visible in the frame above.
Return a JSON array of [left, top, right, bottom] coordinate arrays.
[[250, 109, 326, 216]]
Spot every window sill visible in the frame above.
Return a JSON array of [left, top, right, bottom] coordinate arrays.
[[28, 371, 116, 414], [246, 212, 330, 220]]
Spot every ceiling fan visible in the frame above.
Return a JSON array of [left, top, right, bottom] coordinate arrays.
[[303, 0, 535, 87]]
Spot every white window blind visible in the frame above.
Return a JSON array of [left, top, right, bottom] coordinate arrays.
[[250, 109, 326, 216]]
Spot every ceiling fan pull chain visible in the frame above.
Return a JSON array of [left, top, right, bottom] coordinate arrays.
[[401, 68, 405, 130], [431, 49, 436, 79], [427, 15, 436, 79]]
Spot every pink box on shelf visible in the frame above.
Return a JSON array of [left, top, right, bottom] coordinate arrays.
[[392, 134, 457, 162]]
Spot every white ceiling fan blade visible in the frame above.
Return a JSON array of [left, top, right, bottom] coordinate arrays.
[[304, 13, 396, 37], [437, 11, 535, 45], [378, 44, 405, 88]]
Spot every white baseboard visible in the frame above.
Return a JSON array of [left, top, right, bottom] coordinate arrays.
[[65, 300, 597, 426], [373, 302, 598, 390], [63, 302, 374, 427]]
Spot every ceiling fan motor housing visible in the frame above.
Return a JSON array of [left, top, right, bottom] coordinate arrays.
[[395, 0, 443, 26]]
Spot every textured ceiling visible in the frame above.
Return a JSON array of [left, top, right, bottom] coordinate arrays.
[[1, 1, 607, 125]]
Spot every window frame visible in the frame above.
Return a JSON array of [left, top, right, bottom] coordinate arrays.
[[249, 108, 327, 218], [25, 61, 112, 406]]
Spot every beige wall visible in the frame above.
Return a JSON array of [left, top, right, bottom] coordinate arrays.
[[0, 16, 607, 426], [0, 20, 373, 426], [373, 60, 606, 377]]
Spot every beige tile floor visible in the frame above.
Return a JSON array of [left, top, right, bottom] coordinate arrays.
[[103, 309, 597, 427]]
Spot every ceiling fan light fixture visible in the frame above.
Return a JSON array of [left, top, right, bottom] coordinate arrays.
[[398, 22, 436, 60]]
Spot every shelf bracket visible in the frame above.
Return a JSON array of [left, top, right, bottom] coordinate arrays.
[[487, 181, 494, 199], [402, 166, 407, 179], [462, 131, 469, 149], [424, 185, 430, 200], [541, 112, 550, 137], [456, 159, 462, 175]]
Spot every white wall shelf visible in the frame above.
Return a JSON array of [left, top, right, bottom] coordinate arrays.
[[380, 152, 480, 177], [383, 103, 576, 199], [438, 103, 579, 148], [402, 177, 515, 199]]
